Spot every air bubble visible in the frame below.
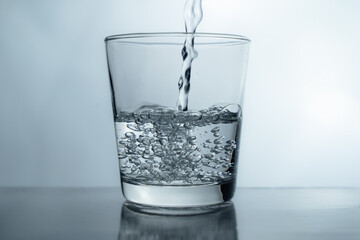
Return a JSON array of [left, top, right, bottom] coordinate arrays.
[[214, 136, 224, 144], [210, 113, 220, 121], [188, 112, 202, 121], [140, 112, 150, 120], [149, 112, 161, 121], [203, 153, 215, 160], [211, 126, 220, 132], [159, 138, 168, 145], [184, 122, 192, 129], [174, 112, 187, 122], [221, 104, 241, 114], [127, 123, 140, 131], [187, 136, 196, 140], [141, 138, 151, 145], [125, 132, 136, 139], [161, 111, 175, 121], [189, 140, 196, 145], [210, 146, 222, 154], [175, 136, 184, 143]]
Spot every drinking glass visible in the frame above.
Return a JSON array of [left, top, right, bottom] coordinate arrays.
[[105, 33, 250, 209]]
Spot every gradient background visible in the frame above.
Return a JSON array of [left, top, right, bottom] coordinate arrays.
[[0, 0, 359, 187]]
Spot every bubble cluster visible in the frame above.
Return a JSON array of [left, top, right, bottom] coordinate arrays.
[[115, 104, 242, 185]]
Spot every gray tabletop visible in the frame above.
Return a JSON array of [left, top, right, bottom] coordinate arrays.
[[0, 188, 359, 240]]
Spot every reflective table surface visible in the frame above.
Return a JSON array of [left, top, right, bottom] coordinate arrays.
[[1, 188, 359, 240]]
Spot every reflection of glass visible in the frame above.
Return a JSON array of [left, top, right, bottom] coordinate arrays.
[[106, 33, 250, 207], [118, 201, 237, 240]]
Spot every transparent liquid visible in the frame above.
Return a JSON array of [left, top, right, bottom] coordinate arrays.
[[177, 0, 203, 111], [115, 103, 241, 186]]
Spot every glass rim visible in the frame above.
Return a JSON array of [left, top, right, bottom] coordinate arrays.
[[105, 32, 251, 45]]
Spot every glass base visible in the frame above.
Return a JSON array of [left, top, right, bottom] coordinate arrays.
[[121, 180, 236, 210], [123, 201, 232, 215]]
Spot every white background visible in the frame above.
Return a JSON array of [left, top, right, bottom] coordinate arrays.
[[0, 0, 359, 187]]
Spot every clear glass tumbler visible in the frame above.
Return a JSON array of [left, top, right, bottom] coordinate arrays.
[[105, 33, 250, 208]]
